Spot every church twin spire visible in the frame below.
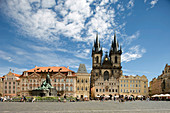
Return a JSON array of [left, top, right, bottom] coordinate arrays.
[[92, 31, 122, 55]]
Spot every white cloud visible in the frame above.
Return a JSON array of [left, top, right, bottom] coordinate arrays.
[[150, 0, 158, 8], [75, 49, 91, 59], [0, 67, 28, 76], [0, 50, 13, 62], [117, 4, 125, 12], [144, 0, 147, 3], [41, 0, 56, 8], [127, 0, 134, 9], [122, 45, 146, 62], [124, 31, 140, 45]]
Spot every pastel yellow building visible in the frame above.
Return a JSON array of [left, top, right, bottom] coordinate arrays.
[[76, 64, 90, 100], [119, 75, 148, 97]]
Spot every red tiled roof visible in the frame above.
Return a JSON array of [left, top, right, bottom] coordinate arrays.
[[12, 73, 21, 77], [25, 66, 74, 73]]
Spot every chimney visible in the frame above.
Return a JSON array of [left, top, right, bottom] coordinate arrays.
[[67, 66, 69, 69]]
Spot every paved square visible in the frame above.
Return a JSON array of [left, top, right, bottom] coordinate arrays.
[[0, 101, 170, 113]]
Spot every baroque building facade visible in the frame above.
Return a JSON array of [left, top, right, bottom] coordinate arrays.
[[2, 70, 21, 97], [76, 64, 90, 100], [119, 75, 148, 97], [91, 33, 122, 98], [0, 76, 4, 96], [149, 64, 170, 96], [20, 66, 77, 97]]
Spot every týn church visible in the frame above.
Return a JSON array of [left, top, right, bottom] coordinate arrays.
[[90, 32, 122, 99]]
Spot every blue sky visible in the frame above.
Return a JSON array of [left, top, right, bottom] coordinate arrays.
[[0, 0, 170, 82]]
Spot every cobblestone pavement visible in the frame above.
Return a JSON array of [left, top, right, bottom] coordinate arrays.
[[0, 101, 170, 113]]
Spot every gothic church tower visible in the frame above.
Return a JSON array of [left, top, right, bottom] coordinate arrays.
[[91, 32, 122, 99]]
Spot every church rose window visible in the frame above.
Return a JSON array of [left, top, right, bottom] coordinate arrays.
[[104, 71, 109, 81]]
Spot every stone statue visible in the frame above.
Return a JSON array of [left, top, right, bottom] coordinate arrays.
[[37, 73, 53, 90]]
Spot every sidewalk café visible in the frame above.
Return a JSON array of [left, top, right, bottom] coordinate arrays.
[[151, 94, 170, 101]]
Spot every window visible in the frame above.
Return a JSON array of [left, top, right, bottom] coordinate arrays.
[[13, 90, 15, 93], [126, 90, 128, 92], [121, 89, 122, 92], [66, 86, 68, 91], [115, 56, 117, 63], [144, 85, 146, 88], [103, 89, 105, 92], [9, 90, 11, 93], [121, 80, 122, 82], [77, 79, 79, 83], [136, 84, 138, 87], [13, 86, 15, 89], [61, 79, 64, 82], [9, 86, 11, 89], [124, 89, 125, 92], [124, 84, 125, 87], [127, 80, 128, 82], [96, 89, 98, 92], [139, 80, 140, 83], [136, 80, 137, 83], [100, 89, 101, 92], [127, 84, 128, 87], [58, 86, 60, 91], [5, 90, 7, 93], [13, 82, 15, 84], [81, 87, 83, 90], [116, 89, 117, 92], [82, 79, 83, 83], [9, 82, 11, 85], [112, 89, 114, 92], [86, 80, 88, 83], [139, 90, 140, 93], [70, 79, 73, 83], [85, 87, 87, 91], [130, 80, 132, 83], [96, 73, 98, 76], [54, 79, 56, 82], [58, 79, 60, 82], [96, 56, 99, 63], [70, 87, 73, 91], [22, 88, 24, 91], [77, 87, 79, 90], [136, 90, 138, 93], [5, 82, 7, 85], [104, 71, 109, 81], [109, 89, 111, 92], [22, 79, 24, 82], [66, 79, 69, 83]]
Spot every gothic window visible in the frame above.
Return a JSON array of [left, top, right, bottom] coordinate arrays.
[[96, 73, 98, 76], [96, 56, 99, 63], [82, 79, 83, 83], [104, 71, 109, 81], [96, 89, 98, 92], [77, 79, 79, 83], [115, 56, 117, 63]]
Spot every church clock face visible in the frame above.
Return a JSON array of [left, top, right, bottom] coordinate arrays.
[[105, 58, 108, 61]]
